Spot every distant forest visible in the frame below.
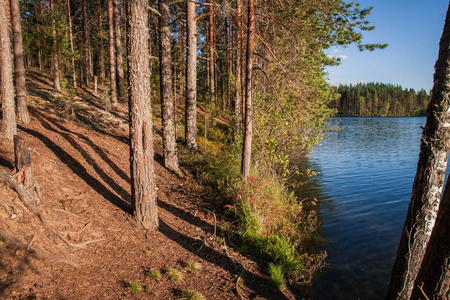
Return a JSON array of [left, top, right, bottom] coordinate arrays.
[[329, 83, 430, 116]]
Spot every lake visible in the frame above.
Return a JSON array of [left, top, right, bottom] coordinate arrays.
[[298, 117, 427, 299]]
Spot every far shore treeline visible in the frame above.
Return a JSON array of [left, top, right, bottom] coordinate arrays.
[[330, 82, 430, 117]]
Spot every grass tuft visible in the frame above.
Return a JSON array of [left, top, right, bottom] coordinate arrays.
[[268, 263, 285, 289], [146, 269, 160, 279], [167, 267, 183, 282], [127, 281, 143, 293], [184, 260, 202, 273], [180, 289, 205, 300]]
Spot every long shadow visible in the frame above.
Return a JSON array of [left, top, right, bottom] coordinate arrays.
[[33, 116, 132, 206], [19, 125, 131, 213], [159, 219, 290, 300], [40, 114, 130, 183], [0, 155, 14, 170]]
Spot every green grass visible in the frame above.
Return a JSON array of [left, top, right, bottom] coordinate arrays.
[[180, 289, 205, 300], [127, 281, 143, 293], [268, 263, 285, 289], [184, 260, 202, 273], [167, 268, 183, 282], [146, 269, 160, 279]]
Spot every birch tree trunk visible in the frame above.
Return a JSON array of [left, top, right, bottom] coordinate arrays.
[[387, 3, 450, 298], [241, 0, 254, 179], [127, 0, 158, 230], [0, 0, 16, 140], [10, 0, 29, 124], [185, 0, 198, 149], [159, 0, 180, 172]]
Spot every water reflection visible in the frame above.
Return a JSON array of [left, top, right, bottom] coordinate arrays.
[[294, 117, 427, 299]]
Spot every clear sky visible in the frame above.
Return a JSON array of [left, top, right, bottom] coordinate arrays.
[[326, 0, 449, 92]]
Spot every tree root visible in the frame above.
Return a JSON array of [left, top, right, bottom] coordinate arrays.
[[0, 228, 79, 268], [0, 169, 105, 249]]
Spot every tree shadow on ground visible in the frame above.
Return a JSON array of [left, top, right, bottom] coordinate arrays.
[[159, 219, 290, 300], [19, 125, 131, 213]]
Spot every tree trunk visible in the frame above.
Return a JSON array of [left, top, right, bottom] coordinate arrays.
[[185, 0, 197, 149], [233, 0, 242, 143], [82, 0, 90, 86], [108, 0, 117, 106], [0, 0, 17, 140], [241, 0, 254, 179], [96, 0, 105, 82], [411, 176, 450, 299], [159, 0, 180, 173], [127, 0, 158, 230], [67, 0, 77, 89], [50, 0, 61, 92], [113, 0, 125, 99], [387, 3, 450, 298], [208, 0, 215, 105], [10, 0, 29, 124]]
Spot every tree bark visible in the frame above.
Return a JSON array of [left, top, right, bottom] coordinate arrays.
[[108, 0, 117, 106], [241, 0, 254, 179], [10, 0, 29, 124], [208, 0, 215, 105], [159, 0, 180, 173], [127, 0, 158, 230], [185, 0, 197, 149], [233, 0, 242, 143], [113, 0, 125, 99], [50, 0, 61, 92], [96, 0, 105, 82], [82, 0, 90, 86], [411, 176, 450, 299], [67, 0, 77, 89], [0, 0, 17, 140], [387, 3, 450, 299]]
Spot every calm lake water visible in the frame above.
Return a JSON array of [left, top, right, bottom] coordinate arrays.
[[299, 117, 427, 299]]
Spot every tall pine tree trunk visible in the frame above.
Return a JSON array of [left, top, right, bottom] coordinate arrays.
[[113, 0, 125, 99], [387, 3, 450, 298], [96, 0, 105, 82], [10, 0, 29, 124], [82, 0, 90, 86], [241, 0, 254, 179], [159, 0, 180, 173], [127, 0, 158, 230], [0, 0, 17, 140], [233, 0, 242, 143], [50, 0, 61, 92], [108, 0, 117, 106], [208, 0, 215, 105], [67, 0, 77, 89], [185, 0, 197, 149]]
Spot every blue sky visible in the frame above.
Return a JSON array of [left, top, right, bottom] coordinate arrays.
[[326, 0, 449, 92]]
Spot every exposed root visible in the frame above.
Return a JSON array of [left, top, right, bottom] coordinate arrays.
[[0, 228, 79, 268]]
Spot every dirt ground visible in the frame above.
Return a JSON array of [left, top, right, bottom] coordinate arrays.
[[0, 71, 298, 300]]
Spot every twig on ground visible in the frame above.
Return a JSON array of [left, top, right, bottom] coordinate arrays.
[[236, 269, 244, 300], [418, 282, 430, 300]]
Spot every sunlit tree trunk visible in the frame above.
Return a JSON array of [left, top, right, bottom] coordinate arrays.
[[0, 0, 16, 140], [11, 0, 29, 124], [233, 0, 242, 143], [82, 0, 90, 86], [185, 0, 197, 149], [159, 0, 180, 173], [411, 175, 450, 299], [108, 0, 117, 106], [66, 0, 77, 89], [50, 0, 61, 92], [208, 0, 215, 105], [387, 4, 450, 299], [241, 0, 254, 179], [127, 0, 158, 230], [113, 0, 125, 99]]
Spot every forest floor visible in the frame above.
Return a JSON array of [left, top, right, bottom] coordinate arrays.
[[0, 70, 297, 300]]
